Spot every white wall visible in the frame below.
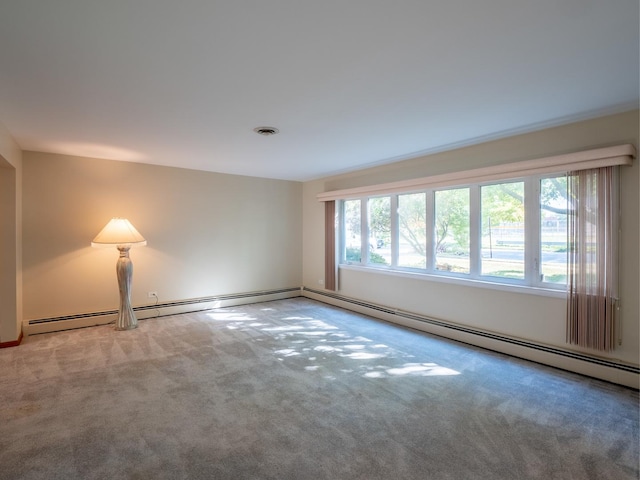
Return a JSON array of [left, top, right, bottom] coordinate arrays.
[[22, 152, 302, 321], [0, 121, 22, 344], [302, 110, 640, 368]]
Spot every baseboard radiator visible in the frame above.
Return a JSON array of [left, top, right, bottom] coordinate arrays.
[[25, 287, 302, 335], [302, 287, 639, 389]]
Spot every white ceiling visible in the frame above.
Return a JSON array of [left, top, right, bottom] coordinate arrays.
[[0, 1, 638, 181]]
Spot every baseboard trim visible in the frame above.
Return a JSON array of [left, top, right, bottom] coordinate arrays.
[[0, 330, 23, 348], [302, 287, 639, 389], [25, 287, 302, 335]]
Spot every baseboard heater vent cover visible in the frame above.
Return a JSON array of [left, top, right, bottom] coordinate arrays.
[[28, 287, 302, 326], [302, 287, 639, 377]]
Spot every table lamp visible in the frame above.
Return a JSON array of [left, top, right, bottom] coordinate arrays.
[[92, 218, 147, 330]]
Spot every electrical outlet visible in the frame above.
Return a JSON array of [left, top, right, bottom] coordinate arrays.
[[318, 279, 324, 285], [148, 291, 158, 298]]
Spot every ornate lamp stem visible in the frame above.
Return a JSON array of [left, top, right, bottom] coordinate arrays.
[[115, 245, 137, 330]]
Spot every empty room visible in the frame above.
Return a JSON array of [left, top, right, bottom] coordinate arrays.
[[1, 2, 638, 479]]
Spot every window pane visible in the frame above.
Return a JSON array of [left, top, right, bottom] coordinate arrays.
[[540, 177, 568, 284], [344, 199, 361, 263], [398, 193, 426, 268], [368, 197, 391, 266], [435, 188, 469, 274], [481, 182, 525, 279]]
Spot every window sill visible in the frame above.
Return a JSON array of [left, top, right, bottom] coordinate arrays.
[[339, 264, 567, 299]]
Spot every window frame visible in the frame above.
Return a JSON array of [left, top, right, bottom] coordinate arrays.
[[338, 173, 573, 293], [478, 179, 526, 283]]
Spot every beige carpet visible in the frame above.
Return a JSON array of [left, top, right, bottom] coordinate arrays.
[[1, 298, 638, 479]]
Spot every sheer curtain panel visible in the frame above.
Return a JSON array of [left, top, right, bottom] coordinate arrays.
[[566, 167, 618, 351]]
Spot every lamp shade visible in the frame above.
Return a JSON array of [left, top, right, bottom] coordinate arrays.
[[91, 218, 147, 247]]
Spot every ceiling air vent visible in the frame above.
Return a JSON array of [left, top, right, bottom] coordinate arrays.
[[253, 126, 279, 136]]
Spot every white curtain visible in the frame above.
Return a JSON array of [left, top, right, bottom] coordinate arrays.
[[566, 166, 618, 351]]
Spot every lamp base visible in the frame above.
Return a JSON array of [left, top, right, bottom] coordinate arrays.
[[115, 310, 138, 331], [115, 245, 138, 331]]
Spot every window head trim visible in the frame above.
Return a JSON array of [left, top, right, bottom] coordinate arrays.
[[317, 144, 635, 202]]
